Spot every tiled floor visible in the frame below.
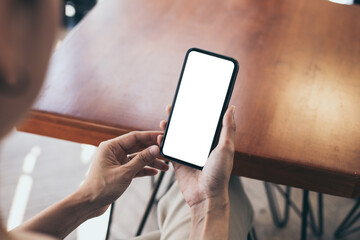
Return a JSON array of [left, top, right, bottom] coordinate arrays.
[[1, 130, 359, 240]]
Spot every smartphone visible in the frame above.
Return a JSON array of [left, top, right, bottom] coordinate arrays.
[[160, 48, 239, 169]]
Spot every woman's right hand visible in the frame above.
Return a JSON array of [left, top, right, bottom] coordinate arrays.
[[158, 105, 236, 239], [158, 105, 236, 208]]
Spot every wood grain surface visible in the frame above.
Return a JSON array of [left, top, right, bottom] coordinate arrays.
[[18, 0, 360, 197]]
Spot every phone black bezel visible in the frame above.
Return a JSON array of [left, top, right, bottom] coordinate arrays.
[[160, 47, 239, 170]]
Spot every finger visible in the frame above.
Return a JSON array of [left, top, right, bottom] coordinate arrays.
[[126, 151, 167, 169], [105, 131, 162, 156], [135, 168, 158, 177], [157, 135, 163, 146], [171, 161, 181, 171], [165, 104, 172, 114], [216, 106, 236, 152], [125, 145, 160, 173], [171, 160, 198, 181], [153, 158, 169, 171], [160, 120, 167, 130], [127, 152, 138, 161]]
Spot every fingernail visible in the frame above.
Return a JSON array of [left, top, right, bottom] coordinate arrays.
[[157, 135, 163, 146], [150, 145, 160, 156]]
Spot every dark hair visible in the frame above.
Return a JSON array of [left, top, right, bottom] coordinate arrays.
[[0, 69, 29, 97]]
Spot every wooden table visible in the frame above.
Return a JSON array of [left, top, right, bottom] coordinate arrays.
[[18, 0, 360, 198]]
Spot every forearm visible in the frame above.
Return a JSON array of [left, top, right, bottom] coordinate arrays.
[[190, 196, 230, 240], [13, 190, 99, 239]]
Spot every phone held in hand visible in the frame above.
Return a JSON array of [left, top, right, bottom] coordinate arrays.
[[160, 48, 239, 169]]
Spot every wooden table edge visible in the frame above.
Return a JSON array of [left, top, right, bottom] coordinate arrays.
[[17, 110, 360, 198], [17, 110, 130, 146], [233, 152, 360, 198]]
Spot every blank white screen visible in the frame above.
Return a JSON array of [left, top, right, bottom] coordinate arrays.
[[162, 50, 235, 167]]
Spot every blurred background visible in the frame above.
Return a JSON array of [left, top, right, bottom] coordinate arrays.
[[1, 0, 360, 240]]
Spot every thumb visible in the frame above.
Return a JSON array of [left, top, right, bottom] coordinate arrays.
[[206, 106, 236, 177], [217, 105, 236, 151], [125, 145, 160, 174]]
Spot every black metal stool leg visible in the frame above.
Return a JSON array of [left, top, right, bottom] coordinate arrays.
[[300, 190, 324, 240], [264, 183, 324, 240], [105, 203, 115, 240], [334, 198, 360, 238], [247, 227, 258, 240], [135, 170, 167, 236], [264, 182, 291, 228], [308, 193, 323, 237], [301, 190, 309, 240]]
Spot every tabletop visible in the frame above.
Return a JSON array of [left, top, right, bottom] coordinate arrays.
[[18, 0, 360, 198]]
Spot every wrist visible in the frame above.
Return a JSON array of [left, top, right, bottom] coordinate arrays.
[[190, 195, 230, 220], [190, 196, 230, 240], [68, 188, 104, 220], [15, 189, 104, 239]]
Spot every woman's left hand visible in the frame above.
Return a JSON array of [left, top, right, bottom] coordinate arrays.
[[77, 131, 169, 217]]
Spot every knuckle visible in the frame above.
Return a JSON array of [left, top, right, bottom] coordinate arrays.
[[131, 131, 146, 147], [99, 140, 111, 151], [219, 141, 234, 154], [99, 140, 117, 155], [231, 121, 236, 131], [223, 139, 234, 149], [137, 152, 145, 164], [138, 151, 154, 166], [126, 132, 134, 140], [225, 123, 236, 132], [132, 130, 140, 136], [127, 131, 138, 141]]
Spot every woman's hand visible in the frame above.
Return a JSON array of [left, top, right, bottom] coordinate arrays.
[[78, 131, 169, 217], [158, 105, 236, 207], [159, 105, 235, 239], [16, 131, 169, 239]]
